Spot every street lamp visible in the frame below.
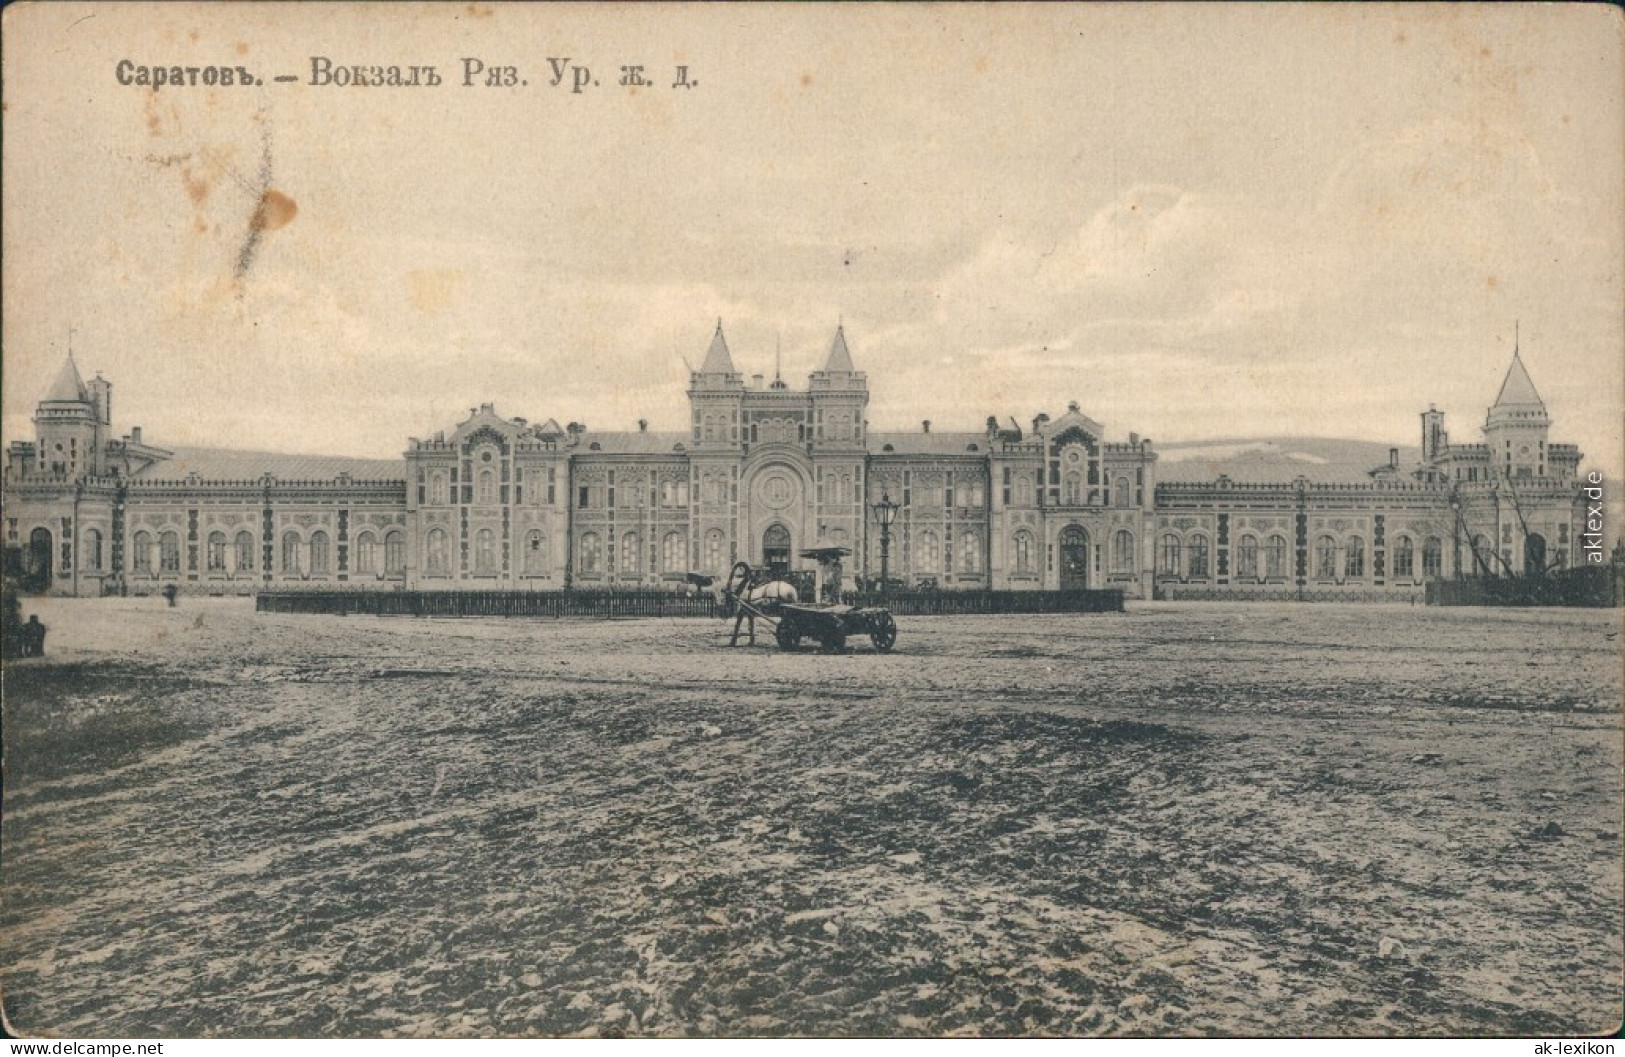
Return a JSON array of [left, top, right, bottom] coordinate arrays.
[[870, 491, 900, 602]]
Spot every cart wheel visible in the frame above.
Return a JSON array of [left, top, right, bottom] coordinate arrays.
[[820, 628, 847, 653], [870, 612, 897, 653], [775, 621, 801, 651]]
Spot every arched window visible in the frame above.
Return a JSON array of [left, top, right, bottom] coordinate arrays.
[[159, 531, 180, 573], [1187, 534, 1210, 579], [1159, 533, 1181, 577], [355, 531, 378, 573], [431, 472, 449, 506], [960, 532, 980, 574], [579, 532, 602, 574], [1344, 536, 1365, 578], [207, 531, 227, 572], [1265, 535, 1288, 579], [1114, 477, 1130, 508], [1423, 537, 1444, 579], [524, 530, 548, 574], [477, 469, 496, 506], [235, 531, 255, 573], [1471, 534, 1494, 576], [1315, 535, 1337, 580], [281, 531, 301, 574], [621, 532, 640, 574], [1012, 530, 1035, 574], [426, 528, 449, 575], [308, 531, 330, 574], [1111, 529, 1135, 573], [918, 530, 940, 574], [355, 530, 377, 572], [133, 530, 152, 573], [475, 528, 496, 574], [1014, 474, 1034, 507], [85, 528, 103, 571], [705, 529, 725, 572], [1063, 472, 1082, 506], [1393, 536, 1415, 578], [677, 480, 689, 507], [1236, 534, 1259, 580], [662, 532, 683, 573], [383, 530, 403, 574]]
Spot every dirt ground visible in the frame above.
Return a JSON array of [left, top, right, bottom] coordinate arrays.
[[2, 597, 1621, 1038]]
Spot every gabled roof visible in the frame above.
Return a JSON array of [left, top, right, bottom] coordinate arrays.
[[42, 354, 88, 403], [700, 320, 737, 374], [822, 325, 855, 373], [868, 431, 990, 456], [573, 430, 690, 455], [1492, 352, 1544, 407]]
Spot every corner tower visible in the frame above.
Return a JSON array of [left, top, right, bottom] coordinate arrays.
[[807, 324, 868, 451], [1483, 350, 1551, 480], [33, 353, 106, 479], [687, 320, 745, 450]]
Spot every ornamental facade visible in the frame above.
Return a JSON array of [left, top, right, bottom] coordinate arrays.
[[2, 324, 1590, 601]]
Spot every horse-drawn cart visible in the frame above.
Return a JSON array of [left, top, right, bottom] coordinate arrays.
[[774, 602, 897, 653], [707, 558, 898, 652]]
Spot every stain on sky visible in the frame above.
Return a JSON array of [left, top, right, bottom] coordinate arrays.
[[233, 114, 296, 287]]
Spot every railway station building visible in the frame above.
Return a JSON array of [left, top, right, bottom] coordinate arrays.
[[2, 323, 1592, 601]]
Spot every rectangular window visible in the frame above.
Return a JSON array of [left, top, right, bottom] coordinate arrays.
[[578, 486, 590, 508], [903, 471, 911, 507]]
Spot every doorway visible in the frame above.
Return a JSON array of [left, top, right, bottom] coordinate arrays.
[[763, 523, 791, 578], [1059, 525, 1089, 590], [23, 527, 52, 593]]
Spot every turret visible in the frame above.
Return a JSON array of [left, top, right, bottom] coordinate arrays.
[[1482, 351, 1551, 480], [32, 353, 104, 479], [1421, 403, 1446, 462]]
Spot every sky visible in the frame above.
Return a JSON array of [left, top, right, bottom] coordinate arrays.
[[4, 3, 1622, 477]]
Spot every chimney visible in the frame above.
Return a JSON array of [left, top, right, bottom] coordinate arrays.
[[1032, 413, 1050, 434], [638, 418, 649, 432], [752, 374, 765, 389], [922, 419, 931, 434], [130, 426, 142, 444], [1389, 448, 1399, 469], [986, 415, 999, 439], [1129, 432, 1140, 447]]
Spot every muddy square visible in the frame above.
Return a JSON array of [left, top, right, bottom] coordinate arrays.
[[2, 598, 1620, 1037]]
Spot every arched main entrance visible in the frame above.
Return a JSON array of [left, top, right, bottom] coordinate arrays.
[[23, 527, 52, 593], [1524, 532, 1547, 576], [1059, 525, 1089, 590], [763, 523, 791, 578]]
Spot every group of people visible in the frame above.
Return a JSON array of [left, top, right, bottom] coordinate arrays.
[[10, 614, 47, 657]]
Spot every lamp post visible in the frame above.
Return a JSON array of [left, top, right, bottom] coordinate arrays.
[[870, 491, 900, 603]]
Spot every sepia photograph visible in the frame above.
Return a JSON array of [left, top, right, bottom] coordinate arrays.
[[2, 1, 1622, 1041]]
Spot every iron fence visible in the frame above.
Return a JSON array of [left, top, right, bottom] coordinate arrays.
[[256, 586, 1126, 618]]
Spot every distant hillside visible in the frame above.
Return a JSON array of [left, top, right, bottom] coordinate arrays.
[[1155, 437, 1420, 485]]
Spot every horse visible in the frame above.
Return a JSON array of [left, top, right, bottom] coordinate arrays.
[[709, 562, 798, 646]]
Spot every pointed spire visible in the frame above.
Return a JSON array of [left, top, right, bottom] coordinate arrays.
[[823, 324, 855, 373], [699, 319, 737, 375], [700, 318, 737, 375], [1493, 350, 1544, 408], [43, 352, 88, 403]]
